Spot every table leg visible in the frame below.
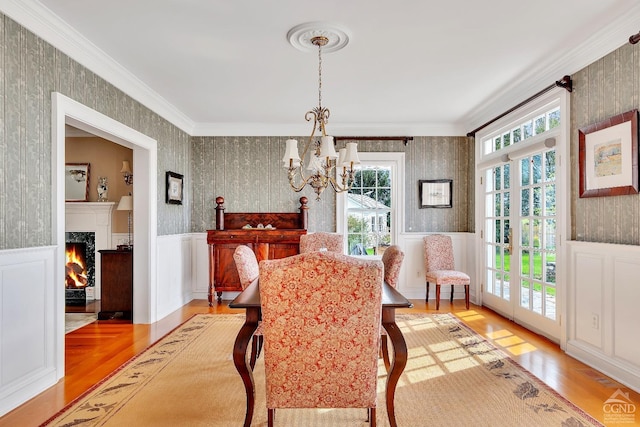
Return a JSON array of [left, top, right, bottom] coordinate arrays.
[[233, 308, 259, 427], [382, 308, 407, 427]]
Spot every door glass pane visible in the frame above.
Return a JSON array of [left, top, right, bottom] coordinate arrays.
[[521, 158, 529, 186], [520, 279, 529, 307], [533, 250, 542, 280], [532, 187, 542, 215], [521, 249, 530, 276], [532, 283, 543, 314], [544, 219, 556, 250], [503, 163, 511, 189], [503, 274, 510, 301], [503, 192, 510, 216], [533, 219, 541, 249], [545, 256, 556, 284], [545, 286, 556, 320], [521, 189, 530, 216], [545, 184, 556, 216], [521, 220, 530, 246], [545, 151, 556, 181]]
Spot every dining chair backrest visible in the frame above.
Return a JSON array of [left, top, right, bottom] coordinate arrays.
[[424, 234, 455, 271], [381, 245, 404, 288], [233, 245, 259, 290], [259, 251, 383, 413], [299, 232, 344, 253]]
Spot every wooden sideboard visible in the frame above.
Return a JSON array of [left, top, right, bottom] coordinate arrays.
[[98, 249, 133, 320], [207, 196, 308, 305]]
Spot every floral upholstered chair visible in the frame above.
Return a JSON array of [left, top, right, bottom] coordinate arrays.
[[299, 232, 344, 253], [423, 234, 470, 310], [233, 245, 262, 367], [381, 245, 404, 289], [233, 245, 259, 290], [259, 251, 383, 426]]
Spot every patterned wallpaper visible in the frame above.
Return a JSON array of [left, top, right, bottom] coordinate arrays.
[[571, 42, 640, 245], [190, 136, 474, 233], [0, 13, 191, 250]]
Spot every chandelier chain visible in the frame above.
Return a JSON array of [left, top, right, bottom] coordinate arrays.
[[317, 40, 322, 111]]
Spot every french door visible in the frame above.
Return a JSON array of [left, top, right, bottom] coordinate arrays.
[[478, 93, 568, 342], [482, 145, 559, 339]]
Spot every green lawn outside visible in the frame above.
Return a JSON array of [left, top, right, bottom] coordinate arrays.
[[496, 249, 556, 296]]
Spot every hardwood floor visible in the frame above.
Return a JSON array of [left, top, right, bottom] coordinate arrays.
[[1, 299, 638, 426]]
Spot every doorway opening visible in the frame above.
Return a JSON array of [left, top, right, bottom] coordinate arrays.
[[52, 92, 158, 379]]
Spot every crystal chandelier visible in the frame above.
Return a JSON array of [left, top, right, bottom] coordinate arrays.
[[282, 27, 359, 201]]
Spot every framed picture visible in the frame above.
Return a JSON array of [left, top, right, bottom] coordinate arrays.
[[579, 109, 639, 198], [419, 179, 452, 208], [65, 163, 90, 201], [166, 171, 183, 204]]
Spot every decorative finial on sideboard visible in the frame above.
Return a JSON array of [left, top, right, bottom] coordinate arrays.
[[299, 196, 309, 230], [215, 196, 225, 230]]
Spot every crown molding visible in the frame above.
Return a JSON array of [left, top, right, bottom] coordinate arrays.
[[191, 121, 467, 137], [0, 0, 195, 134], [464, 1, 640, 134]]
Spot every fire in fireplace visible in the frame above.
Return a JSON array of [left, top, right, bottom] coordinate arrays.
[[66, 242, 88, 288], [65, 242, 90, 306], [65, 232, 96, 306]]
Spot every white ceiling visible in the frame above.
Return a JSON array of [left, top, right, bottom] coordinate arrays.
[[5, 0, 640, 136]]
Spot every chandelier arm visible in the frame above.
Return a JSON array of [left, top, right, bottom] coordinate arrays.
[[327, 176, 350, 193], [287, 170, 316, 193]]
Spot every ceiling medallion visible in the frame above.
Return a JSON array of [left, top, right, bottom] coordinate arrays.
[[287, 22, 350, 53]]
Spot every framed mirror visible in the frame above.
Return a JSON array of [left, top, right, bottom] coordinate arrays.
[[65, 163, 90, 201]]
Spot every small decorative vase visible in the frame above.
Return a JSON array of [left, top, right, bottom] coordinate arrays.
[[97, 177, 108, 201]]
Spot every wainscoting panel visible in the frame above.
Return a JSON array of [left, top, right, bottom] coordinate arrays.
[[191, 233, 209, 299], [572, 252, 604, 349], [155, 234, 193, 320], [567, 241, 640, 392], [0, 246, 58, 417], [613, 257, 640, 367]]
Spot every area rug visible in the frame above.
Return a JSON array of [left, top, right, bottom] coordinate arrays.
[[42, 313, 602, 426], [65, 313, 98, 334]]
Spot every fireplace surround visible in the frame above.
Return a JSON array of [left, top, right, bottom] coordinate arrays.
[[65, 202, 115, 301]]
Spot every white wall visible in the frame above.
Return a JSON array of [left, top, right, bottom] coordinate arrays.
[[566, 241, 640, 392]]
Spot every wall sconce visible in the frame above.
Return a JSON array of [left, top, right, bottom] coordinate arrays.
[[121, 160, 133, 186]]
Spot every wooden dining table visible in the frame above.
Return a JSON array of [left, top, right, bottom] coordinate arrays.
[[229, 278, 413, 427]]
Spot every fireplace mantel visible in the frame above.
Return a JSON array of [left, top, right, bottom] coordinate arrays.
[[66, 202, 116, 299]]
